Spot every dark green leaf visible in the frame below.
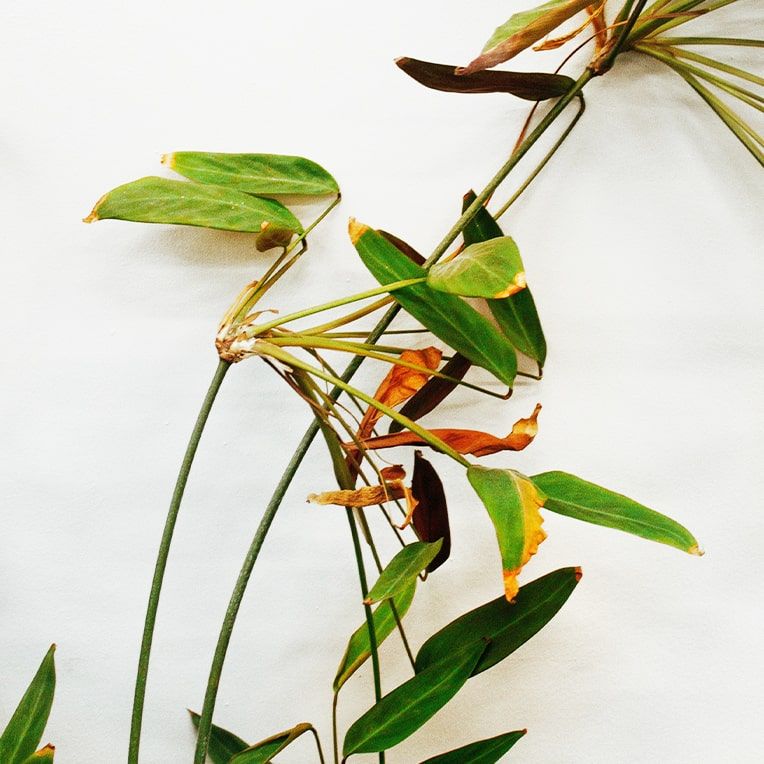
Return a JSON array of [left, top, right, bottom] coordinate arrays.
[[396, 57, 575, 101], [365, 541, 442, 604], [411, 451, 451, 572], [334, 581, 417, 693], [84, 177, 303, 235], [349, 221, 517, 387], [188, 710, 248, 764], [419, 729, 526, 763], [0, 645, 56, 764], [229, 723, 314, 763], [531, 471, 702, 554], [163, 152, 339, 196], [463, 191, 546, 365], [415, 567, 581, 675], [343, 641, 487, 756]]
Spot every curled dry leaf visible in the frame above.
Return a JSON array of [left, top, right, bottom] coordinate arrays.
[[532, 2, 606, 51], [351, 403, 542, 458], [411, 451, 451, 572]]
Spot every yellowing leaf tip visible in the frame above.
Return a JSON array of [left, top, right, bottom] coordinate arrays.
[[348, 218, 370, 245], [160, 152, 175, 167], [689, 544, 704, 557], [83, 193, 106, 223], [493, 271, 527, 299], [574, 566, 583, 581]]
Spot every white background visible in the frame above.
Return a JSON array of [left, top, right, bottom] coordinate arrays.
[[2, 1, 763, 762]]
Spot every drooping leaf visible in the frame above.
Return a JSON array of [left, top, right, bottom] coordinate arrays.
[[390, 353, 473, 433], [343, 640, 487, 756], [531, 471, 702, 554], [365, 541, 443, 605], [309, 483, 408, 507], [349, 221, 518, 387], [427, 237, 527, 298], [20, 745, 55, 764], [334, 581, 417, 693], [0, 646, 56, 764], [84, 177, 303, 235], [356, 404, 541, 457], [396, 57, 575, 100], [460, 0, 593, 74], [411, 451, 451, 572], [419, 729, 526, 763], [467, 466, 547, 601], [188, 710, 248, 764], [162, 151, 339, 196], [462, 191, 546, 365], [229, 722, 314, 763], [415, 567, 581, 675]]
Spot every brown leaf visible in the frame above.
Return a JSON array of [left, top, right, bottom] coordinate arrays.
[[411, 451, 451, 572], [353, 403, 542, 457], [531, 1, 606, 51], [308, 485, 407, 508], [379, 230, 425, 265]]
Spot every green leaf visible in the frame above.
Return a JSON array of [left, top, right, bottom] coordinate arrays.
[[0, 645, 56, 764], [467, 466, 547, 601], [343, 640, 487, 756], [349, 221, 517, 387], [163, 152, 339, 196], [462, 191, 546, 365], [20, 745, 55, 764], [396, 57, 575, 101], [531, 471, 702, 554], [334, 581, 417, 693], [84, 177, 303, 234], [427, 237, 526, 299], [365, 541, 442, 605], [419, 729, 526, 763], [415, 567, 580, 675], [229, 723, 313, 763], [188, 710, 248, 764], [461, 0, 592, 74]]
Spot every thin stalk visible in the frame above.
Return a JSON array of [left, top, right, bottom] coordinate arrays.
[[311, 727, 327, 764], [595, 0, 650, 73], [649, 36, 764, 47], [628, 0, 738, 43], [193, 69, 594, 764], [128, 359, 230, 764], [301, 297, 394, 336], [665, 45, 764, 86]]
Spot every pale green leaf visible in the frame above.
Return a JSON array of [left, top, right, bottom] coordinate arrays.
[[365, 541, 442, 605]]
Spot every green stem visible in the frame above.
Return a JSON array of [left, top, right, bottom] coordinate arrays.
[[128, 359, 230, 764], [595, 0, 650, 73], [649, 36, 764, 48], [193, 69, 593, 764]]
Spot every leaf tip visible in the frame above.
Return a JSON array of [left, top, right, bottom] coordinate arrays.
[[160, 152, 175, 168], [348, 217, 369, 245], [574, 566, 583, 581], [82, 200, 102, 224], [493, 270, 527, 298], [688, 544, 704, 557]]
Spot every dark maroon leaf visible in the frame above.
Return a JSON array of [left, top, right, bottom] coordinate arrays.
[[411, 451, 451, 572], [379, 230, 425, 266]]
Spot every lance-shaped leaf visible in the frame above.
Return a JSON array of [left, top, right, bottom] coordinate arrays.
[[84, 177, 303, 235], [335, 581, 416, 692], [411, 451, 451, 572], [462, 191, 546, 365], [531, 471, 702, 554], [427, 237, 526, 299], [468, 467, 546, 601], [355, 404, 541, 457], [415, 567, 581, 675], [349, 221, 517, 387], [460, 0, 593, 74], [20, 745, 55, 764], [162, 152, 339, 196], [379, 230, 426, 265], [365, 541, 443, 605], [188, 711, 248, 764], [0, 645, 56, 764], [343, 640, 487, 756], [396, 57, 575, 100], [420, 730, 526, 763], [229, 722, 315, 763], [390, 353, 473, 434]]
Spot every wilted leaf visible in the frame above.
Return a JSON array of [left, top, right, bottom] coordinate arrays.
[[343, 640, 487, 756], [84, 177, 303, 235], [396, 57, 575, 100], [411, 451, 451, 572], [419, 730, 526, 763], [467, 467, 546, 601], [427, 236, 527, 298], [531, 471, 702, 554], [162, 151, 339, 196], [365, 541, 443, 605], [309, 484, 408, 507], [334, 581, 417, 692], [354, 403, 541, 457], [462, 191, 546, 365], [460, 0, 593, 74], [391, 353, 473, 434], [255, 222, 295, 252], [349, 221, 518, 387], [188, 710, 248, 764], [0, 646, 56, 764], [229, 722, 314, 763], [415, 567, 581, 675], [20, 745, 55, 764]]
